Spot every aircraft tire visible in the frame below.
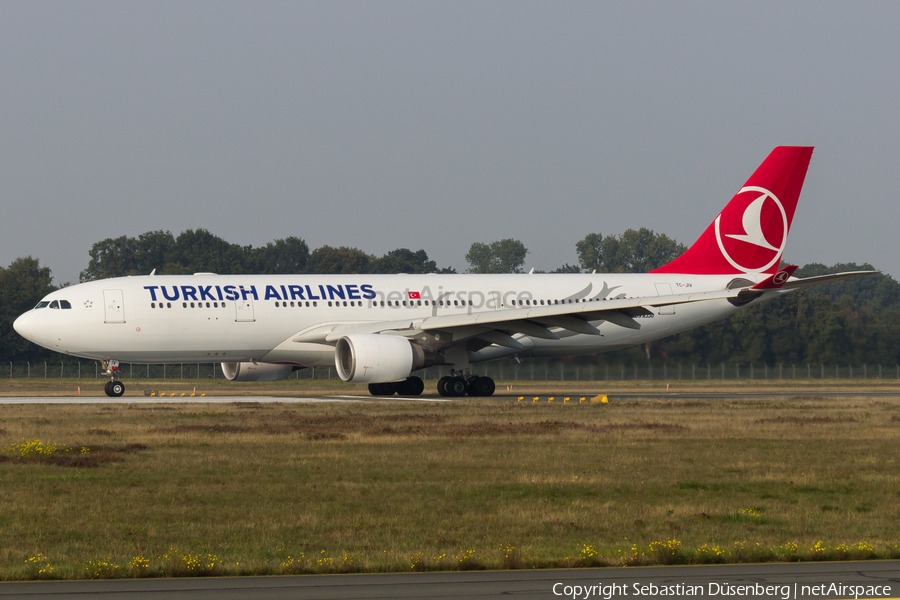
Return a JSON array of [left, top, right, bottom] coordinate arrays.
[[383, 382, 397, 395], [109, 381, 125, 397], [437, 376, 452, 396], [104, 381, 113, 396], [468, 376, 495, 397], [396, 376, 424, 396], [447, 377, 468, 397]]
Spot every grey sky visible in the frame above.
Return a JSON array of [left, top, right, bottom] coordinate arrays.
[[1, 1, 897, 284]]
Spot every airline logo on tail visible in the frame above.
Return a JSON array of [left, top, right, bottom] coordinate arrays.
[[651, 146, 813, 276], [715, 186, 787, 274]]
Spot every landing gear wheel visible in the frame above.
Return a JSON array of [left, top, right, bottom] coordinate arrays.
[[467, 376, 495, 397], [396, 376, 425, 396], [437, 376, 452, 397], [104, 381, 113, 396], [368, 382, 396, 396], [107, 381, 125, 397], [447, 377, 468, 397]]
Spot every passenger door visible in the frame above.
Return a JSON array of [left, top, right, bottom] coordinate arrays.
[[103, 289, 126, 323], [235, 297, 255, 322]]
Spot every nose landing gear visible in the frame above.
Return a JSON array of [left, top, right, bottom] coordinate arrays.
[[101, 360, 125, 397]]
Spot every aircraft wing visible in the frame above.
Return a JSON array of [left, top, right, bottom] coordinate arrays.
[[289, 288, 748, 347], [417, 289, 745, 337], [292, 271, 877, 348]]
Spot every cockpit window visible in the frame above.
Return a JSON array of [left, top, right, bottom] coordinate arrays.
[[34, 301, 50, 309], [49, 300, 60, 309], [60, 300, 72, 309]]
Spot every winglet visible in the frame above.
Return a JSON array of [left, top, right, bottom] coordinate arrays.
[[750, 265, 798, 289]]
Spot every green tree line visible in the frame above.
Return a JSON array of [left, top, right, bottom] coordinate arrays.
[[78, 230, 458, 280], [1, 228, 895, 368]]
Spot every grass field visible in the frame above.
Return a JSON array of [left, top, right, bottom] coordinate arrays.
[[0, 382, 899, 579]]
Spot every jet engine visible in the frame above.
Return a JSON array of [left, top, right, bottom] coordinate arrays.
[[221, 362, 297, 382], [334, 334, 425, 383]]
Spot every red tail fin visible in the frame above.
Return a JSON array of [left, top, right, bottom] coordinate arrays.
[[651, 147, 813, 275]]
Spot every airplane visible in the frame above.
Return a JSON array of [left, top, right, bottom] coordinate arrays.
[[13, 146, 873, 398]]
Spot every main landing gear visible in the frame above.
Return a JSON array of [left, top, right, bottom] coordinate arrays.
[[437, 372, 495, 397], [366, 372, 496, 398], [101, 359, 125, 398]]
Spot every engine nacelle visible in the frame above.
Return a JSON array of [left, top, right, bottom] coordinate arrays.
[[334, 334, 425, 383], [221, 362, 296, 382]]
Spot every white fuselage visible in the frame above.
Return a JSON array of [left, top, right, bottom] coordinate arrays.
[[13, 272, 758, 368]]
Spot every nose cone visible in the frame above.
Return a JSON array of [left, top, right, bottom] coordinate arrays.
[[13, 311, 40, 344]]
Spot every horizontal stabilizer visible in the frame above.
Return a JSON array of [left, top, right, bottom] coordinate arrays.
[[751, 265, 799, 289], [780, 271, 877, 290]]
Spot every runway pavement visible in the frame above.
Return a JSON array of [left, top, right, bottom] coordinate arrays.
[[1, 390, 900, 404], [0, 395, 453, 404], [0, 560, 897, 599]]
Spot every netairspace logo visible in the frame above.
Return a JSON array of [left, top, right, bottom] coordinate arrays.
[[551, 581, 892, 599]]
